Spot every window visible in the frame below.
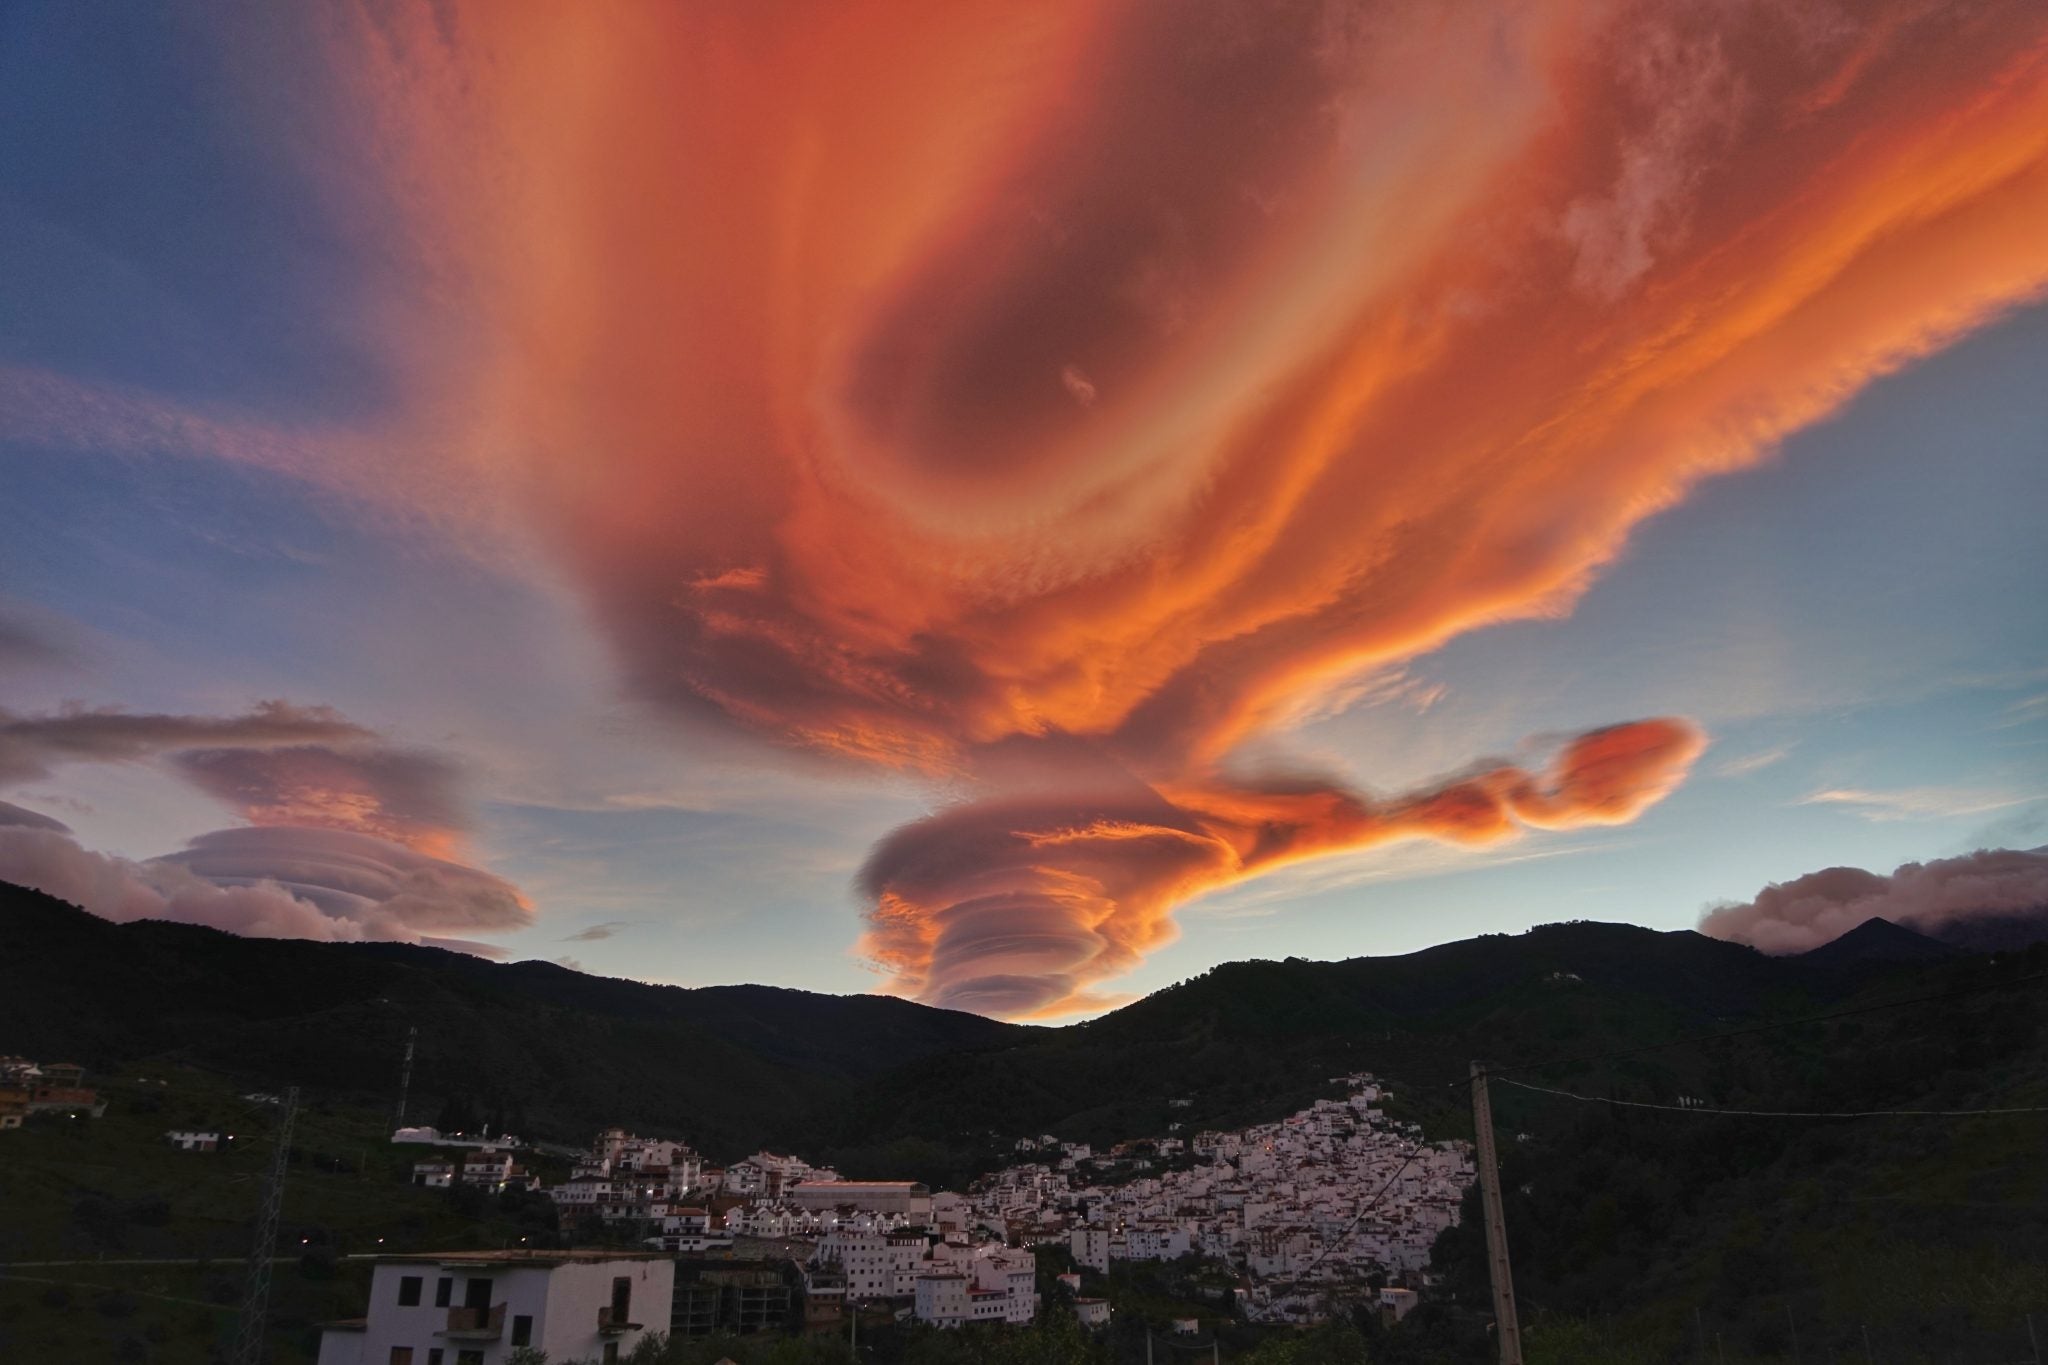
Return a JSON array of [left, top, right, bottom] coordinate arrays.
[[434, 1276, 453, 1308], [457, 1353, 484, 1365], [427, 1353, 443, 1365], [511, 1314, 533, 1346], [397, 1276, 423, 1307], [389, 1350, 414, 1365], [603, 1345, 619, 1365], [610, 1275, 632, 1323]]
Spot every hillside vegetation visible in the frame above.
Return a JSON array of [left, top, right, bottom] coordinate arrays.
[[5, 881, 2045, 1361]]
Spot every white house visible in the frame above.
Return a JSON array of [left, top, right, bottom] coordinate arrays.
[[1069, 1227, 1110, 1274], [1379, 1286, 1419, 1321], [913, 1273, 970, 1327], [811, 1229, 896, 1300], [910, 1248, 1037, 1328], [644, 1206, 732, 1254], [314, 1250, 673, 1365], [165, 1130, 220, 1152], [1125, 1224, 1191, 1262]]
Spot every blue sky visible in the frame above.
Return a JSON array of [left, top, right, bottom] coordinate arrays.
[[2, 2, 2044, 1014]]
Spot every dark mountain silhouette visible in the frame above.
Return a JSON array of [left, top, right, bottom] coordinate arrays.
[[1798, 915, 1959, 968], [0, 881, 1024, 1155], [3, 881, 2032, 1171], [1, 879, 1963, 1176], [1928, 907, 2048, 953]]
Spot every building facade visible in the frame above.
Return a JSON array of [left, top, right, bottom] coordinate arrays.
[[315, 1250, 673, 1365]]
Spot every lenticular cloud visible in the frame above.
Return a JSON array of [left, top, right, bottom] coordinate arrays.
[[13, 0, 2048, 1014], [0, 822, 526, 954], [0, 706, 531, 956]]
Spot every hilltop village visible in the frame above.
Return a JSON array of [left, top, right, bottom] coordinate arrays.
[[363, 1073, 1467, 1342]]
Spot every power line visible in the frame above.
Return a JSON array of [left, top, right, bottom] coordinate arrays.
[[1494, 1077, 2048, 1119]]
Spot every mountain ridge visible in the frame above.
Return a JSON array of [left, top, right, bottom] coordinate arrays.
[[1, 879, 1964, 1176]]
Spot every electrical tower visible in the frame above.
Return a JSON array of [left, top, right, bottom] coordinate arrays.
[[230, 1085, 299, 1365], [393, 1025, 417, 1130]]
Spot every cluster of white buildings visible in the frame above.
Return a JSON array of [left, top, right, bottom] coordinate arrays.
[[372, 1073, 1466, 1336], [536, 1128, 1038, 1330], [977, 1076, 1471, 1320], [807, 1227, 1039, 1327]]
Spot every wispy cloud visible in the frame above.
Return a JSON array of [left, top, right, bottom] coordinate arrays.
[[1799, 785, 2040, 822], [1186, 836, 1609, 921], [560, 920, 629, 943], [1715, 744, 1793, 779], [1995, 693, 2048, 730]]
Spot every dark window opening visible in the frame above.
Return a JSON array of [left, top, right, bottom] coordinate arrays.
[[610, 1275, 631, 1323], [512, 1314, 533, 1346], [463, 1277, 493, 1312], [434, 1277, 453, 1308], [397, 1276, 422, 1307]]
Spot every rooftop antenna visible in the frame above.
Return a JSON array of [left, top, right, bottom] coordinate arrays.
[[230, 1085, 299, 1365], [394, 1025, 417, 1130]]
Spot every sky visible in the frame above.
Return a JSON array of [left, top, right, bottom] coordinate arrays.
[[1, 1, 2045, 1020]]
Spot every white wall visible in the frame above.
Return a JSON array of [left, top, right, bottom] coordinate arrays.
[[315, 1257, 673, 1365]]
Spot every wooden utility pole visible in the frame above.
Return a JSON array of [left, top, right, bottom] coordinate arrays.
[[1469, 1062, 1524, 1365]]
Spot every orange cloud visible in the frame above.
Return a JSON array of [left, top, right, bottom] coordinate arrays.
[[861, 719, 1703, 1017], [36, 2, 2047, 1012], [171, 745, 470, 860]]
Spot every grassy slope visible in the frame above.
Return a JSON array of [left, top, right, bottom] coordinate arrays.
[[0, 1066, 574, 1364], [1426, 944, 2048, 1364]]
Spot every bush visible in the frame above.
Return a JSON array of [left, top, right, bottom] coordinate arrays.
[[95, 1287, 138, 1319]]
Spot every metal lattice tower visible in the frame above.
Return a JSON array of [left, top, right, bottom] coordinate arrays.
[[230, 1085, 299, 1365], [394, 1025, 417, 1130]]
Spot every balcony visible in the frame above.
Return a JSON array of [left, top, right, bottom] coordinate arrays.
[[597, 1305, 642, 1335], [438, 1304, 506, 1340]]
